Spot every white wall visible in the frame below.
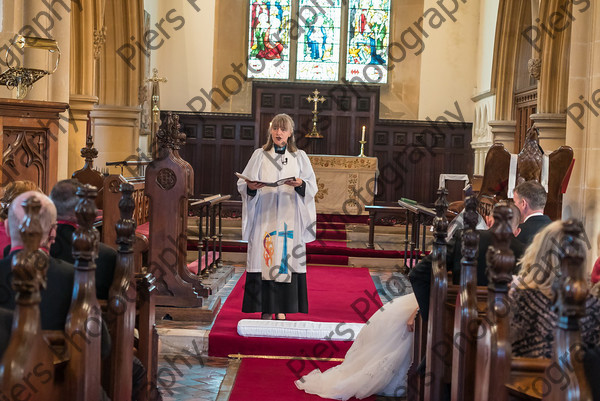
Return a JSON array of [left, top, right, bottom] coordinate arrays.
[[474, 0, 498, 94], [146, 0, 216, 112], [417, 0, 480, 121]]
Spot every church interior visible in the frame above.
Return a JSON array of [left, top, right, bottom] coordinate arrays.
[[0, 0, 599, 400]]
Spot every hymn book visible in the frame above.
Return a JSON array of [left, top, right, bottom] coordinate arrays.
[[235, 172, 295, 187]]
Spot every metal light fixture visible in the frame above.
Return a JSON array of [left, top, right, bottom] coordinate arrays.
[[0, 35, 61, 99]]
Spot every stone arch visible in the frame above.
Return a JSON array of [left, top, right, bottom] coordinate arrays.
[[536, 0, 572, 114], [491, 0, 534, 121]]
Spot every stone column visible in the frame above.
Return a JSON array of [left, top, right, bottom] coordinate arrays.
[[91, 106, 141, 175], [530, 113, 566, 151], [563, 2, 600, 272], [488, 120, 516, 153], [69, 0, 99, 175], [92, 0, 144, 175]]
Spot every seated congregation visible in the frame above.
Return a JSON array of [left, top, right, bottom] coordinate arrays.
[[292, 179, 600, 401]]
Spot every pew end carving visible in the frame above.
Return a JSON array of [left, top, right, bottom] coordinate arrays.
[[0, 196, 59, 399], [145, 112, 209, 316], [425, 187, 450, 401]]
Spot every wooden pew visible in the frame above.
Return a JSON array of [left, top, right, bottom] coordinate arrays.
[[451, 195, 481, 401], [423, 188, 451, 401], [0, 187, 103, 400], [475, 204, 550, 401], [544, 220, 591, 400], [102, 174, 149, 273], [102, 175, 149, 247], [101, 182, 137, 401], [102, 182, 159, 401], [407, 193, 488, 401]]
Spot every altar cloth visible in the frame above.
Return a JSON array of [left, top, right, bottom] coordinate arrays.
[[308, 155, 378, 215]]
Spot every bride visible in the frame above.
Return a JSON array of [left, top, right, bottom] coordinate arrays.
[[295, 293, 418, 400]]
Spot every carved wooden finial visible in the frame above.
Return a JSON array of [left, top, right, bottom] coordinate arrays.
[[156, 112, 185, 150], [11, 196, 48, 297], [115, 183, 136, 252], [72, 184, 99, 264], [80, 111, 98, 164], [486, 202, 514, 289], [461, 195, 479, 262], [554, 219, 587, 328], [433, 187, 448, 245]]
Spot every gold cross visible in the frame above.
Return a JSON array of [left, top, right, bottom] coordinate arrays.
[[146, 67, 167, 85], [306, 89, 325, 113], [146, 68, 167, 83]]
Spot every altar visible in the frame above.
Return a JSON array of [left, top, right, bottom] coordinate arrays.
[[308, 155, 378, 215]]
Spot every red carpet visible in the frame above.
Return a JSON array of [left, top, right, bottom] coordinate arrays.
[[209, 266, 382, 358], [229, 358, 375, 401], [317, 214, 369, 225], [306, 254, 348, 265], [316, 228, 347, 240]]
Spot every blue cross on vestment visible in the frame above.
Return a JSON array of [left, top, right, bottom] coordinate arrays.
[[278, 223, 293, 274]]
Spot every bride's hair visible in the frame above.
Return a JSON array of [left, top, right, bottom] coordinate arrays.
[[263, 113, 297, 152]]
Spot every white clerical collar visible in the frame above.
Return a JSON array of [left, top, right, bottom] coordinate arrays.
[[523, 212, 544, 222]]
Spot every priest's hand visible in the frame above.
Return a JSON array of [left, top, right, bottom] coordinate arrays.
[[284, 178, 303, 187], [247, 180, 265, 190]]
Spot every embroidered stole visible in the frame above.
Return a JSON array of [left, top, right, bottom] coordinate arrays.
[[260, 148, 297, 283]]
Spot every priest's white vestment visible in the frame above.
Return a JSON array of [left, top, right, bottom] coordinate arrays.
[[238, 147, 317, 283]]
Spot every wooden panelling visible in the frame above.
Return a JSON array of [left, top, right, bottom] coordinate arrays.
[[0, 99, 68, 192], [167, 82, 473, 205]]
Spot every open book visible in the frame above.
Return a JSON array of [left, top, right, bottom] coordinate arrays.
[[235, 172, 295, 187]]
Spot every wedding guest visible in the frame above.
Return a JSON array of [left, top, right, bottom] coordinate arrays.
[[512, 180, 551, 245], [0, 181, 41, 255], [511, 220, 600, 358]]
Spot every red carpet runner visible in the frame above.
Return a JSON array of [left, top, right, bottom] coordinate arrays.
[[228, 358, 375, 401], [209, 266, 382, 358]]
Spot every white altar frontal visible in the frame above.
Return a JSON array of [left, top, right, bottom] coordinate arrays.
[[307, 155, 378, 215]]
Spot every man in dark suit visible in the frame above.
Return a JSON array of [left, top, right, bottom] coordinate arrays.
[[512, 180, 552, 246], [451, 203, 525, 285], [0, 191, 75, 330], [50, 179, 116, 300]]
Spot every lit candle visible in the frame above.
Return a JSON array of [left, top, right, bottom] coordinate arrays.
[[361, 126, 366, 142]]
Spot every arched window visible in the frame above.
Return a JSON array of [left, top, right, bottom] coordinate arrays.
[[247, 0, 391, 83]]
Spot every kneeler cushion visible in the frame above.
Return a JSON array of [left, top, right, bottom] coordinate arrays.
[[237, 319, 364, 340]]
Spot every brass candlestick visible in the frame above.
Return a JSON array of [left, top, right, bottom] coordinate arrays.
[[358, 140, 366, 157]]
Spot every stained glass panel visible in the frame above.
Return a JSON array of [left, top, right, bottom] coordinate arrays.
[[247, 1, 292, 80], [295, 0, 342, 81], [345, 0, 391, 83]]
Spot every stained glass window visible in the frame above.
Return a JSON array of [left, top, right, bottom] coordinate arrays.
[[295, 0, 342, 81], [346, 0, 391, 83], [246, 0, 391, 84], [247, 1, 292, 80]]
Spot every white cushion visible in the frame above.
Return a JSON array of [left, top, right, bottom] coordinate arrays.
[[237, 319, 365, 341]]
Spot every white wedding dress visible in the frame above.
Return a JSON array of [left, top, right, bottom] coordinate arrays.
[[295, 293, 418, 400]]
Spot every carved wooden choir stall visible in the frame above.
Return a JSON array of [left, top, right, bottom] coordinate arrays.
[[477, 126, 573, 219]]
